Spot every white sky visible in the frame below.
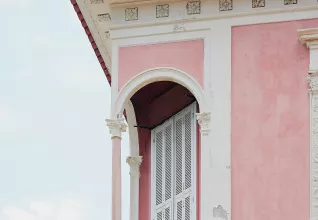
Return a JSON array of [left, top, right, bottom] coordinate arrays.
[[0, 1, 130, 220]]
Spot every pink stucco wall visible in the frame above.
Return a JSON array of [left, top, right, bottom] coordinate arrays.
[[119, 40, 204, 220], [232, 19, 318, 220], [118, 40, 204, 89]]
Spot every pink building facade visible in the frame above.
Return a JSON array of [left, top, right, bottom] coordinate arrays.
[[71, 1, 318, 220]]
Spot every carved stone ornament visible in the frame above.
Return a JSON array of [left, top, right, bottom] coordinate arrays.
[[90, 0, 104, 3], [187, 1, 201, 15], [106, 118, 127, 138], [252, 0, 265, 8], [125, 7, 138, 21], [284, 0, 297, 5], [196, 112, 211, 134], [219, 0, 233, 11], [126, 156, 143, 177], [307, 71, 318, 93], [156, 4, 169, 18], [97, 13, 111, 22]]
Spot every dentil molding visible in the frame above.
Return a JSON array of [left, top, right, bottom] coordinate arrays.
[[106, 118, 127, 138], [196, 112, 211, 135], [126, 156, 143, 177]]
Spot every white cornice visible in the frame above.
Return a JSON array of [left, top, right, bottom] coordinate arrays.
[[110, 0, 183, 8], [109, 5, 318, 31], [298, 28, 318, 49], [76, 0, 112, 74]]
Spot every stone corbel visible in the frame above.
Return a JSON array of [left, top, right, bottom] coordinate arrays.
[[298, 28, 318, 72], [196, 112, 211, 135], [106, 118, 127, 138], [126, 156, 143, 177]]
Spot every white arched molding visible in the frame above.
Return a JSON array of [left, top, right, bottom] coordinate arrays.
[[123, 100, 142, 220], [298, 28, 318, 220], [114, 67, 211, 220], [124, 100, 139, 156], [113, 67, 208, 118]]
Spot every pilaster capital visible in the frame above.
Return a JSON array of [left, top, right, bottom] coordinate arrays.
[[126, 156, 143, 177], [196, 112, 211, 135], [298, 28, 318, 50], [106, 118, 127, 138]]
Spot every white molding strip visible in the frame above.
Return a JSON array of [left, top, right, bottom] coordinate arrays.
[[110, 7, 318, 40]]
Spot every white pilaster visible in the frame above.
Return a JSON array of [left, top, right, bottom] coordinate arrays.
[[298, 28, 318, 220], [106, 118, 127, 220], [126, 156, 143, 220], [196, 112, 214, 220]]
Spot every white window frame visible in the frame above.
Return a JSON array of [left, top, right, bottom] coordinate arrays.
[[151, 102, 197, 220]]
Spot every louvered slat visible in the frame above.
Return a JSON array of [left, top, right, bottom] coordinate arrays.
[[165, 124, 173, 201], [156, 130, 164, 206], [175, 118, 183, 196], [185, 195, 191, 220], [184, 112, 192, 191]]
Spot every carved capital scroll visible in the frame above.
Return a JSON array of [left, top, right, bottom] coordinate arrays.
[[196, 112, 211, 135], [126, 156, 143, 177], [106, 118, 127, 138]]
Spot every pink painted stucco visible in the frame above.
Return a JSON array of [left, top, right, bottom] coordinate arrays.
[[232, 19, 318, 220], [118, 40, 204, 90]]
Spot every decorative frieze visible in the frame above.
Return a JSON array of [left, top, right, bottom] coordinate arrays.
[[97, 13, 111, 22], [284, 0, 297, 5], [187, 1, 201, 15], [126, 156, 143, 177], [125, 7, 138, 21], [156, 4, 169, 18], [106, 118, 127, 138], [219, 0, 233, 11], [196, 112, 211, 135], [252, 0, 265, 8]]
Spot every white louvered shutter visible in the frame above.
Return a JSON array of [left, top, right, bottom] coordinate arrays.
[[174, 105, 195, 220], [154, 120, 173, 220], [153, 103, 196, 220]]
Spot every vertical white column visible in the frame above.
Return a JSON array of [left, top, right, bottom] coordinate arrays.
[[196, 112, 212, 220], [106, 118, 127, 220], [126, 156, 142, 220], [298, 28, 318, 220]]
